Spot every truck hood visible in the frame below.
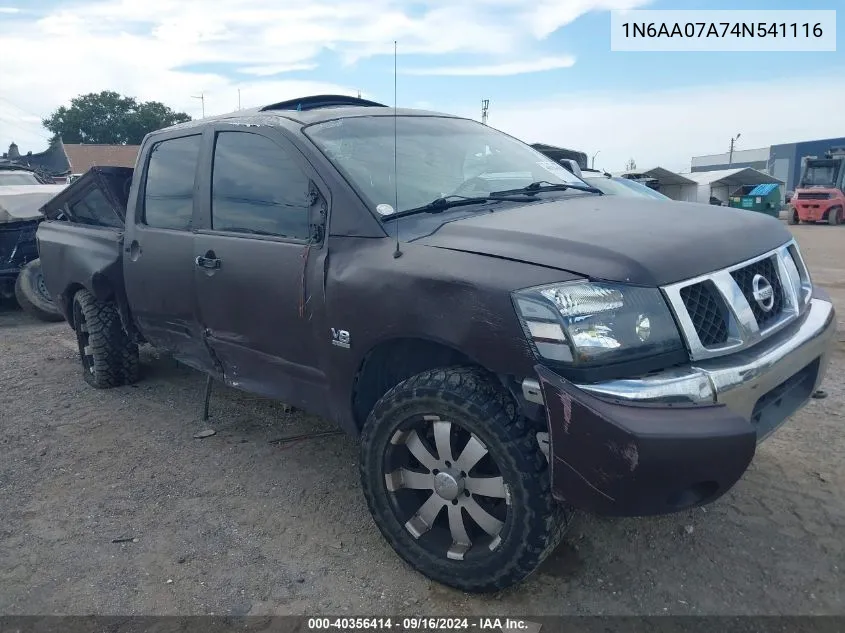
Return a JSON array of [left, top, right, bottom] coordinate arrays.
[[416, 196, 792, 286]]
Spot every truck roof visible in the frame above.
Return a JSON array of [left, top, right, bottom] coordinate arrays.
[[151, 94, 464, 138]]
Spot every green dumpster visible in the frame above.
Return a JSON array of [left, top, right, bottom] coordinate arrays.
[[728, 183, 781, 217]]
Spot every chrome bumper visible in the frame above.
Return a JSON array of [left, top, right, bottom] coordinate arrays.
[[523, 296, 835, 433]]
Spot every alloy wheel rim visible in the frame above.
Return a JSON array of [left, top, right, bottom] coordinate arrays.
[[383, 415, 511, 561]]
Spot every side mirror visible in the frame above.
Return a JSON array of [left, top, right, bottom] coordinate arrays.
[[559, 159, 582, 178]]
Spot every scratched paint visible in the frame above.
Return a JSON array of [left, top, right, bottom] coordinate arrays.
[[621, 442, 639, 471], [558, 390, 573, 433]]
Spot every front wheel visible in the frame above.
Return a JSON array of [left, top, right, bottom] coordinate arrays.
[[787, 209, 800, 225], [828, 206, 842, 226], [359, 367, 569, 593], [14, 259, 63, 322]]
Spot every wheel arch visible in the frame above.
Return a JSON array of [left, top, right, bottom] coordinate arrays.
[[61, 282, 88, 327], [351, 336, 509, 433]]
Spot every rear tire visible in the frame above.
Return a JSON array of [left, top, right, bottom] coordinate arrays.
[[71, 289, 139, 388], [787, 209, 800, 225], [828, 206, 842, 226], [359, 366, 570, 593], [14, 259, 63, 322]]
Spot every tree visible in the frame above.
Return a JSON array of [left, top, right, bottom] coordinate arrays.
[[625, 158, 637, 171], [42, 91, 192, 145]]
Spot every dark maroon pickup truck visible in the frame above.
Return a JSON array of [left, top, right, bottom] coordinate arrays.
[[36, 95, 835, 592]]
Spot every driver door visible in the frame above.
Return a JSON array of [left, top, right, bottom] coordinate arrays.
[[192, 125, 330, 408]]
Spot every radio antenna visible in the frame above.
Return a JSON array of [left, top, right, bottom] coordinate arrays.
[[392, 40, 402, 259]]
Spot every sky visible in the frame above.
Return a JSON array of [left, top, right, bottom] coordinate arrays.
[[0, 0, 842, 172]]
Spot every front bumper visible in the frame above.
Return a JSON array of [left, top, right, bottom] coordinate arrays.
[[524, 293, 836, 517]]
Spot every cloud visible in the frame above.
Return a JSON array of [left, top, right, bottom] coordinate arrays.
[[0, 0, 649, 152], [404, 55, 576, 76], [0, 7, 21, 13], [238, 63, 319, 77], [447, 72, 845, 172], [522, 0, 652, 38]]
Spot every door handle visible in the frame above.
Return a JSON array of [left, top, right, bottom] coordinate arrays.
[[126, 240, 141, 261], [195, 256, 222, 270]]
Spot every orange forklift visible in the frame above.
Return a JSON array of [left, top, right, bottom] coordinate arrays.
[[789, 147, 845, 225]]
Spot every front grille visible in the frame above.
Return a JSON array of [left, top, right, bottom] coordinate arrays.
[[663, 241, 810, 361], [679, 281, 729, 347], [730, 256, 784, 328], [796, 192, 830, 200]]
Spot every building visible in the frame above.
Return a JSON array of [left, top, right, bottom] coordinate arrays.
[[614, 167, 697, 200], [681, 168, 783, 205], [2, 140, 140, 183], [617, 166, 781, 204], [691, 147, 770, 173], [691, 136, 845, 192]]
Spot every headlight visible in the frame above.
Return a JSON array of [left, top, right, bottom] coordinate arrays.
[[783, 244, 813, 307], [512, 281, 684, 365]]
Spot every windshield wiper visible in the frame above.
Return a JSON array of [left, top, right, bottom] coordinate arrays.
[[491, 180, 603, 197], [382, 194, 527, 221]]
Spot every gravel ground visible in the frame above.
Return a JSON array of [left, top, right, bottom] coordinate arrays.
[[1, 223, 843, 616]]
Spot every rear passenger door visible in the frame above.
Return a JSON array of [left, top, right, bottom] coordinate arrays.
[[123, 133, 215, 372], [193, 126, 329, 407]]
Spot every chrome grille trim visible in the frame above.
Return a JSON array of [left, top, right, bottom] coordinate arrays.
[[662, 240, 812, 361]]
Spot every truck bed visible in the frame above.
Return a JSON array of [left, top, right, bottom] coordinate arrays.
[[35, 167, 132, 325]]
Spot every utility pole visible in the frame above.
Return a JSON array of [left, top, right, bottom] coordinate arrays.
[[191, 92, 205, 118], [481, 99, 489, 125], [591, 150, 600, 169], [729, 132, 741, 165], [357, 89, 362, 99], [238, 89, 241, 110]]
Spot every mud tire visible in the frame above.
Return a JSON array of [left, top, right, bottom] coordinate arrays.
[[14, 259, 63, 322], [71, 289, 139, 388], [359, 366, 570, 593]]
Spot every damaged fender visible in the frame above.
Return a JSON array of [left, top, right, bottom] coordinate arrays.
[[535, 364, 757, 517]]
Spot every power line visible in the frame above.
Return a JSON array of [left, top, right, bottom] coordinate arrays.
[[0, 95, 47, 122], [0, 95, 52, 146], [0, 116, 51, 142]]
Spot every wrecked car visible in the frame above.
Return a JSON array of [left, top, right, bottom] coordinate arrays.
[[572, 168, 672, 200], [0, 167, 65, 321], [36, 95, 835, 593]]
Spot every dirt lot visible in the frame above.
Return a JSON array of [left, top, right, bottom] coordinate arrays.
[[1, 224, 843, 617]]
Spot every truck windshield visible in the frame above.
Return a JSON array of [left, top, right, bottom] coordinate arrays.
[[305, 116, 588, 216], [800, 161, 840, 187]]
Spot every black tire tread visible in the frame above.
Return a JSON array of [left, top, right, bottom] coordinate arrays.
[[73, 289, 139, 388], [359, 366, 570, 593]]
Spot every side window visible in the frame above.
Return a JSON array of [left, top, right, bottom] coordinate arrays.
[[211, 131, 311, 240], [143, 135, 201, 230], [68, 187, 123, 228]]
